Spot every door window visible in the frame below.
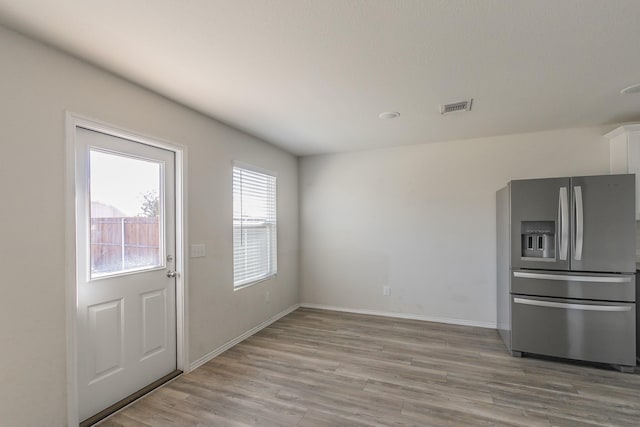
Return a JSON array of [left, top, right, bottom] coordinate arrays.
[[89, 149, 164, 278]]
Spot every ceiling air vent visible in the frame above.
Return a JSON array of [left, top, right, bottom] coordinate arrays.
[[440, 99, 473, 115]]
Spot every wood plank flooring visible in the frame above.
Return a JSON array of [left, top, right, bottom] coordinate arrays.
[[100, 308, 640, 426]]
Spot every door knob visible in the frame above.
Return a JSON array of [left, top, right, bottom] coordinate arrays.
[[167, 270, 178, 278]]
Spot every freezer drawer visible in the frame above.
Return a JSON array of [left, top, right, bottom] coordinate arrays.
[[511, 295, 636, 366], [512, 270, 635, 302]]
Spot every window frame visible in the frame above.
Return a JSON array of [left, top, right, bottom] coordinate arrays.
[[232, 161, 278, 290]]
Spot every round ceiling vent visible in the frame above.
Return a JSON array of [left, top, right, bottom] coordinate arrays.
[[378, 111, 400, 119], [620, 83, 640, 94]]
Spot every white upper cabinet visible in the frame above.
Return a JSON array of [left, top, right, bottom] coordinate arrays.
[[606, 124, 640, 220]]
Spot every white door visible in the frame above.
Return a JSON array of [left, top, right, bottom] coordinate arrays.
[[75, 127, 177, 422]]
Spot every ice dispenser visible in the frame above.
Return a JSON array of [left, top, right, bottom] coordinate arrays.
[[521, 221, 555, 259]]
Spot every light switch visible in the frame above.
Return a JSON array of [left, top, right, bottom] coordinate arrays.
[[190, 244, 206, 258]]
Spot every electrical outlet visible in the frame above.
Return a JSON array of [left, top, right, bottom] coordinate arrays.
[[383, 286, 391, 296], [265, 290, 271, 303]]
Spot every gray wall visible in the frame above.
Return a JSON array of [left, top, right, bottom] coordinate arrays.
[[0, 25, 298, 426], [300, 127, 611, 326]]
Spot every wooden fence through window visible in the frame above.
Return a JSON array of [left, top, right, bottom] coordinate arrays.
[[91, 216, 160, 275]]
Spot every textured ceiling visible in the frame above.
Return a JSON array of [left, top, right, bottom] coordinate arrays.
[[1, 0, 639, 155]]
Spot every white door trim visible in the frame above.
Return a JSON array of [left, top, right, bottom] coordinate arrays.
[[65, 112, 189, 426]]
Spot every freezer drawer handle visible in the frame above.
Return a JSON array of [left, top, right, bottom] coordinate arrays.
[[513, 271, 632, 283], [514, 297, 631, 312]]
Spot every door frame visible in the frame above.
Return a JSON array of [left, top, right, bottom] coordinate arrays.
[[65, 112, 189, 426]]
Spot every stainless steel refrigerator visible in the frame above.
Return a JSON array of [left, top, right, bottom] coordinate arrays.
[[497, 174, 637, 371]]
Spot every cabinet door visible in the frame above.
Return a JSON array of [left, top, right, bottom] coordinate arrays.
[[607, 125, 640, 220], [628, 132, 640, 221]]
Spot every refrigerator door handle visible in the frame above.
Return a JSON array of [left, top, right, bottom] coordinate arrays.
[[514, 297, 631, 312], [574, 186, 583, 261], [513, 271, 632, 283], [558, 187, 569, 260]]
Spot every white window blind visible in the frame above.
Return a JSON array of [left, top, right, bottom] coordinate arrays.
[[233, 165, 277, 288]]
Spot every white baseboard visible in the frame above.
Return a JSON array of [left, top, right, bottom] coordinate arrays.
[[299, 303, 497, 329], [189, 303, 300, 371]]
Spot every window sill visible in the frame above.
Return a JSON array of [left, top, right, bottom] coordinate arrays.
[[233, 274, 276, 291]]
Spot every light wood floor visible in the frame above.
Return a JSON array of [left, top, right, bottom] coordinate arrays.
[[101, 308, 640, 426]]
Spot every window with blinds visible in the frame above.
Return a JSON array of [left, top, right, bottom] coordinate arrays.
[[233, 164, 277, 288]]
